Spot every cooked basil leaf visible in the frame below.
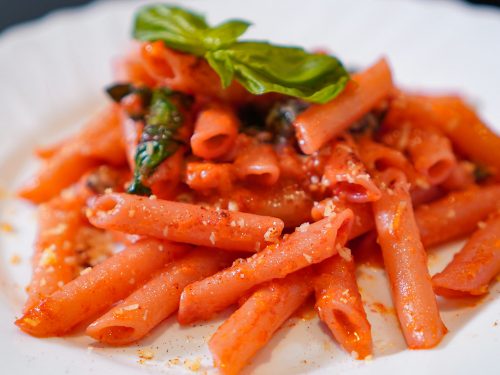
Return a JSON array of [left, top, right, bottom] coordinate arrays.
[[127, 88, 186, 195]]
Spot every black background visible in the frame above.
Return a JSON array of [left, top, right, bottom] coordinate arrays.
[[1, 0, 499, 32]]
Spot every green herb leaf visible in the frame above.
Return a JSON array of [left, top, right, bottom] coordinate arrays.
[[133, 4, 350, 103], [206, 42, 349, 103], [133, 5, 250, 56], [127, 88, 186, 195]]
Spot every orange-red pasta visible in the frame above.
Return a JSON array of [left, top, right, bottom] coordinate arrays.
[[87, 192, 284, 251], [311, 199, 374, 240], [209, 269, 313, 375], [406, 127, 456, 185], [441, 161, 476, 192], [18, 105, 126, 203], [24, 192, 85, 311], [86, 248, 233, 345], [415, 184, 500, 247], [294, 58, 394, 154], [184, 162, 234, 192], [315, 255, 372, 359], [323, 140, 381, 202], [178, 210, 353, 324], [357, 136, 414, 177], [34, 139, 67, 159], [423, 96, 500, 176], [16, 239, 185, 337], [140, 41, 250, 104], [372, 169, 446, 349], [234, 142, 281, 186], [191, 105, 239, 160], [432, 213, 500, 297]]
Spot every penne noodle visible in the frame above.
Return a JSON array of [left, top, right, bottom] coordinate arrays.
[[432, 213, 500, 297], [311, 199, 374, 240], [406, 127, 456, 185], [113, 42, 158, 87], [323, 140, 381, 203], [440, 160, 476, 192], [86, 248, 234, 345], [373, 168, 446, 349], [294, 58, 394, 154], [140, 41, 250, 104], [415, 184, 500, 247], [24, 196, 84, 311], [119, 110, 141, 170], [315, 255, 372, 359], [184, 162, 234, 192], [16, 239, 185, 337], [424, 96, 500, 176], [209, 269, 313, 375], [178, 210, 353, 324], [234, 142, 281, 186], [357, 136, 414, 177], [18, 105, 126, 203], [34, 139, 68, 159], [87, 193, 284, 252], [191, 105, 239, 160]]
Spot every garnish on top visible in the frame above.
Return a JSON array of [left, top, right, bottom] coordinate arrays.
[[133, 4, 350, 104]]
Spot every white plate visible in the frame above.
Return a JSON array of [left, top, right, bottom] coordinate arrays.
[[1, 0, 499, 374]]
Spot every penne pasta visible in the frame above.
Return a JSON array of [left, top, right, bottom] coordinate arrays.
[[405, 127, 456, 185], [87, 193, 284, 251], [140, 41, 250, 104], [86, 248, 234, 345], [16, 239, 185, 337], [372, 169, 446, 349], [191, 105, 239, 160], [432, 213, 500, 297], [18, 105, 126, 203], [323, 140, 381, 202], [424, 96, 500, 176], [24, 195, 84, 311], [178, 210, 353, 324], [234, 142, 281, 186], [294, 58, 394, 154], [209, 269, 313, 375], [315, 255, 372, 359], [440, 160, 476, 192], [415, 184, 500, 247], [14, 5, 500, 370], [311, 199, 374, 240], [184, 162, 234, 192]]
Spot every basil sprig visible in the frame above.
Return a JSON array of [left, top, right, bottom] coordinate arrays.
[[105, 84, 188, 195], [133, 4, 349, 104]]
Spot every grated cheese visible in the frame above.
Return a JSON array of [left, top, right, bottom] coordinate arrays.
[[122, 303, 140, 311]]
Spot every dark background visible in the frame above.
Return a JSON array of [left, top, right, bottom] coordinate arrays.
[[1, 0, 500, 32]]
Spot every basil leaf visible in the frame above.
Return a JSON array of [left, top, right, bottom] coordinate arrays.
[[206, 42, 349, 103], [133, 4, 350, 103], [133, 5, 250, 56], [127, 88, 185, 195], [203, 20, 251, 50]]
